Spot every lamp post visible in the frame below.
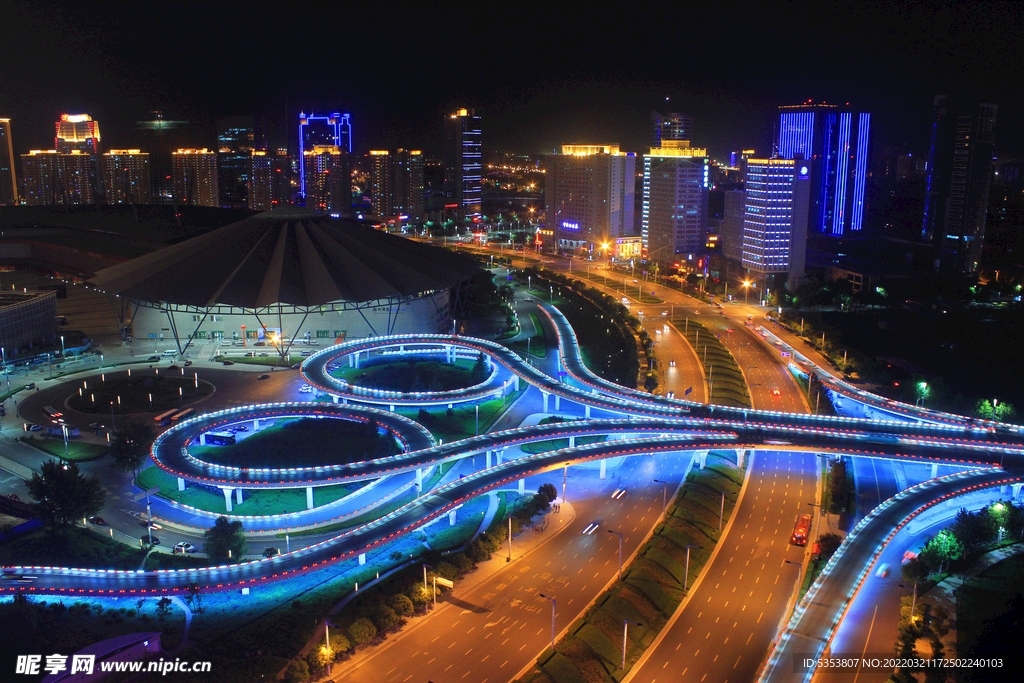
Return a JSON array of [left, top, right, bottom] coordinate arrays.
[[743, 280, 752, 304], [608, 530, 624, 580], [539, 593, 556, 649], [685, 545, 703, 590], [916, 381, 929, 407], [622, 619, 642, 670], [653, 479, 669, 511], [60, 335, 65, 358]]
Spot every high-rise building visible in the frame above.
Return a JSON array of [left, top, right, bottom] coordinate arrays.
[[172, 149, 219, 207], [651, 111, 693, 148], [741, 158, 812, 289], [217, 116, 259, 208], [102, 150, 151, 204], [55, 114, 100, 154], [720, 189, 747, 262], [443, 108, 482, 220], [0, 119, 17, 205], [369, 149, 424, 219], [54, 113, 102, 201], [776, 103, 871, 236], [248, 149, 292, 211], [921, 95, 997, 279], [545, 144, 636, 252], [298, 112, 352, 204], [303, 145, 350, 213], [137, 112, 190, 204], [20, 150, 94, 205], [368, 151, 393, 216], [641, 141, 708, 265]]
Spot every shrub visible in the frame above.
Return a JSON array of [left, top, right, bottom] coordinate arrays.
[[348, 617, 378, 646]]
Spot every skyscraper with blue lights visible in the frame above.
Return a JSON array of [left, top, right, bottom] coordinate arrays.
[[443, 108, 482, 220], [298, 112, 352, 205], [776, 103, 871, 236], [741, 158, 812, 290]]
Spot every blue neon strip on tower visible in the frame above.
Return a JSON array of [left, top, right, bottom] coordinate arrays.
[[831, 112, 852, 236], [851, 113, 871, 231]]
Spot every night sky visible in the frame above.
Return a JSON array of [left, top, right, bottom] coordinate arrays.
[[1, 0, 1021, 160]]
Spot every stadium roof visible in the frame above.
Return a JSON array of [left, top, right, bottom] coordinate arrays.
[[88, 209, 481, 308]]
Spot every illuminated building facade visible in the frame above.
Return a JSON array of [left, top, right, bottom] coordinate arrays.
[[54, 113, 102, 200], [777, 104, 871, 236], [642, 141, 708, 265], [369, 149, 424, 218], [136, 112, 189, 204], [303, 146, 350, 213], [921, 95, 997, 278], [0, 119, 16, 205], [217, 116, 259, 208], [443, 108, 482, 219], [102, 150, 151, 204], [172, 149, 219, 207], [651, 111, 693, 148], [720, 189, 746, 262], [741, 158, 811, 288], [298, 112, 352, 203], [544, 144, 635, 252], [20, 150, 94, 205]]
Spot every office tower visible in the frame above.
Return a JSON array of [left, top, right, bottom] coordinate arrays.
[[137, 112, 189, 203], [20, 150, 94, 205], [54, 113, 102, 201], [102, 150, 151, 204], [545, 144, 636, 252], [642, 141, 708, 264], [0, 119, 16, 204], [249, 151, 273, 211], [172, 149, 219, 207], [217, 116, 258, 208], [369, 149, 424, 218], [921, 95, 997, 279], [720, 189, 747, 262], [443, 108, 482, 219], [298, 112, 352, 203], [651, 111, 693, 148], [741, 159, 812, 289], [368, 150, 393, 216], [55, 113, 101, 154], [776, 103, 871, 236], [303, 145, 350, 213]]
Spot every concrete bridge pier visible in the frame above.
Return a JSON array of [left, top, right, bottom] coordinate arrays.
[[486, 450, 493, 468], [585, 405, 591, 418], [332, 395, 340, 404], [569, 436, 576, 448], [599, 459, 607, 479], [1012, 483, 1023, 500], [235, 488, 244, 505], [696, 450, 708, 469], [199, 433, 206, 445], [542, 391, 550, 414], [930, 463, 939, 479], [359, 553, 366, 565], [735, 449, 747, 468], [554, 395, 561, 411], [177, 477, 186, 492], [306, 486, 314, 510], [449, 509, 457, 526], [222, 487, 234, 512], [416, 468, 424, 492], [519, 478, 525, 494]]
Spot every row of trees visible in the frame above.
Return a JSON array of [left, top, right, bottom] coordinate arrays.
[[282, 485, 558, 683]]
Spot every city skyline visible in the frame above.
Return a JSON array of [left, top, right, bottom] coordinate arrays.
[[0, 2, 1021, 160]]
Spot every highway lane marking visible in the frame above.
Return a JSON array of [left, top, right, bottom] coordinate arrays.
[[694, 649, 700, 656], [687, 627, 693, 633], [403, 676, 412, 682], [746, 633, 754, 644], [774, 574, 779, 584], [427, 657, 435, 664], [734, 655, 743, 668], [757, 611, 763, 623], [766, 592, 772, 602], [484, 632, 493, 639], [464, 647, 473, 655], [448, 642, 456, 649], [501, 661, 508, 668], [386, 667, 396, 674], [482, 655, 489, 662], [444, 664, 453, 671]]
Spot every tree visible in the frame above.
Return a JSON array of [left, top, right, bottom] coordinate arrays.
[[537, 483, 558, 504], [389, 593, 414, 617], [471, 352, 488, 383], [27, 460, 106, 532], [283, 659, 310, 683], [816, 532, 843, 560], [828, 459, 849, 513], [371, 603, 401, 632], [901, 556, 929, 586], [920, 530, 963, 571], [348, 617, 377, 646], [949, 507, 997, 554], [155, 597, 173, 622], [203, 516, 247, 564], [110, 418, 157, 477]]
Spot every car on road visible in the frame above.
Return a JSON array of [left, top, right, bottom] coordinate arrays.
[[222, 360, 235, 366], [140, 536, 160, 546], [299, 384, 314, 393], [257, 374, 271, 380], [142, 521, 163, 530], [88, 516, 106, 526], [902, 550, 918, 565], [5, 494, 21, 502], [875, 563, 890, 578], [772, 388, 781, 396], [669, 359, 676, 367], [25, 423, 43, 432], [173, 542, 197, 553], [183, 360, 193, 367], [147, 356, 160, 362], [88, 422, 105, 430]]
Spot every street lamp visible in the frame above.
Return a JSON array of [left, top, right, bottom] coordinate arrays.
[[538, 593, 556, 649], [60, 335, 65, 358], [685, 545, 703, 591], [608, 530, 624, 580], [622, 619, 642, 670], [916, 381, 929, 407], [742, 280, 752, 304], [653, 479, 669, 511]]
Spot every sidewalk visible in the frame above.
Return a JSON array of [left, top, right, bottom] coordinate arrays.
[[325, 500, 577, 680]]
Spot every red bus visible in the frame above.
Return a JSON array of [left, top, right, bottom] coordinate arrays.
[[791, 514, 812, 546], [170, 408, 195, 423], [153, 409, 178, 426]]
